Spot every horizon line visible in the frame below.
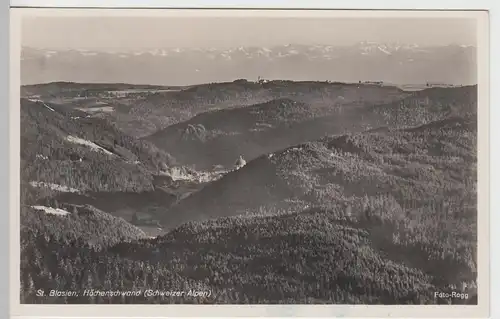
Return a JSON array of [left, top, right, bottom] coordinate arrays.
[[20, 42, 477, 51]]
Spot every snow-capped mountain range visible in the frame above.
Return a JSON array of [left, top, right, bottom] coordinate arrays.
[[21, 42, 476, 86]]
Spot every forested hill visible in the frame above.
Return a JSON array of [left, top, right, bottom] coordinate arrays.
[[20, 202, 476, 304], [19, 82, 478, 305], [20, 115, 477, 305], [20, 97, 176, 203], [161, 114, 477, 229]]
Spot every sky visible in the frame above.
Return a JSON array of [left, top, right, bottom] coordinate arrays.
[[21, 16, 477, 50]]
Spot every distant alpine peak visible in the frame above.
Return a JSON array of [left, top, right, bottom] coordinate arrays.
[[21, 42, 474, 57], [21, 42, 476, 86]]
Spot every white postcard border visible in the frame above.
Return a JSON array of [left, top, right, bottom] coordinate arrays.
[[8, 7, 492, 319]]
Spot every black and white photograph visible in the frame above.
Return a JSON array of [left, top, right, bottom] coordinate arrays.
[[11, 8, 488, 312]]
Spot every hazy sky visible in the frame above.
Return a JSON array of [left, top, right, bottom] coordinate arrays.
[[22, 16, 477, 50]]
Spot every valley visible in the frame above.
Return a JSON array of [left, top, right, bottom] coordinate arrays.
[[19, 79, 478, 305]]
